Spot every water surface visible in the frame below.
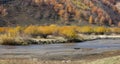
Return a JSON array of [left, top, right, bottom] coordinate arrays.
[[0, 39, 120, 58]]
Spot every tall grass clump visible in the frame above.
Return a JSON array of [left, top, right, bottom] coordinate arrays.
[[0, 34, 28, 45]]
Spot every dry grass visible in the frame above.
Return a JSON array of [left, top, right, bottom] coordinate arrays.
[[0, 34, 28, 45], [0, 56, 119, 64]]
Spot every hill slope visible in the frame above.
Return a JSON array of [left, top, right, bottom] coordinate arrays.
[[0, 0, 120, 26]]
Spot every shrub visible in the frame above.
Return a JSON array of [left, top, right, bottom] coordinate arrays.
[[7, 28, 17, 37], [15, 26, 24, 33], [24, 25, 38, 36], [49, 24, 59, 35], [58, 26, 77, 40], [0, 27, 7, 33], [78, 26, 93, 34], [37, 25, 58, 38], [110, 27, 120, 34], [7, 26, 23, 37], [24, 25, 59, 38], [94, 26, 107, 34]]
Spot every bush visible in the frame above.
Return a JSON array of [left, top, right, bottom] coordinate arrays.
[[38, 26, 51, 38], [0, 27, 7, 33], [7, 26, 24, 37], [77, 26, 93, 34], [58, 26, 77, 40], [24, 25, 39, 36], [110, 27, 120, 34], [37, 26, 57, 38], [94, 26, 107, 34]]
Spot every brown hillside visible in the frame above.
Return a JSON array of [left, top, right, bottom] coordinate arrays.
[[0, 0, 120, 26]]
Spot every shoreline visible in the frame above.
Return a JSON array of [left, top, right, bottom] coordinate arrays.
[[28, 34, 120, 45], [0, 34, 120, 45]]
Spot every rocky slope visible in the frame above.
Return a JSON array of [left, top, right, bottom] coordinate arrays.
[[0, 0, 120, 26]]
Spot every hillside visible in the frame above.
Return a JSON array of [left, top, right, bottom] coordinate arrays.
[[0, 0, 120, 26]]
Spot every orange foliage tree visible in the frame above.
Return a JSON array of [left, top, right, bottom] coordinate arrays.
[[89, 15, 94, 24]]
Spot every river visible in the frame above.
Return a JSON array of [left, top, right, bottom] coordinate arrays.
[[0, 39, 120, 59]]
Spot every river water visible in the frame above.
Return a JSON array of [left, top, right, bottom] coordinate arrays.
[[0, 39, 120, 59]]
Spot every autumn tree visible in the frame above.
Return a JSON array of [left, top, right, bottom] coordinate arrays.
[[89, 1, 94, 7], [99, 16, 105, 25], [91, 6, 97, 13], [89, 15, 94, 24], [74, 9, 80, 19], [118, 22, 120, 27], [108, 19, 113, 26], [33, 0, 42, 5]]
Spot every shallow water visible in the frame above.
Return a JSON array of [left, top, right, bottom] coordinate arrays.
[[0, 39, 120, 58]]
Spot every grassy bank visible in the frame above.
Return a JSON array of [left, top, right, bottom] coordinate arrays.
[[0, 25, 120, 45]]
